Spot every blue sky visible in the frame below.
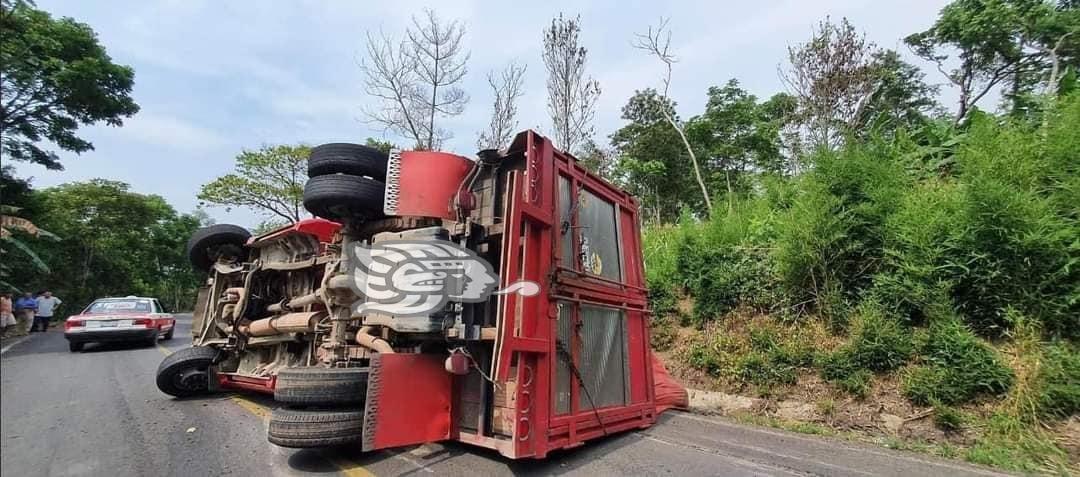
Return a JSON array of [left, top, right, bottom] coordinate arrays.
[[14, 0, 956, 228]]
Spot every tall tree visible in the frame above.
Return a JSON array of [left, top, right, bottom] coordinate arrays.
[[12, 180, 201, 311], [477, 61, 527, 150], [781, 16, 880, 150], [576, 139, 616, 180], [905, 0, 1080, 123], [688, 81, 796, 196], [542, 13, 601, 153], [857, 50, 942, 133], [0, 0, 139, 170], [610, 89, 699, 223], [633, 18, 714, 213], [360, 9, 469, 150], [198, 145, 309, 223]]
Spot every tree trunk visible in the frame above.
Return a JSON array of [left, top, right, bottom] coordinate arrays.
[[665, 116, 712, 214]]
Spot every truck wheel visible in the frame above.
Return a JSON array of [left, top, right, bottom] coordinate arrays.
[[69, 342, 83, 352], [163, 326, 174, 340], [156, 346, 220, 397], [275, 367, 368, 406], [308, 143, 388, 181], [303, 174, 385, 222], [186, 224, 251, 272], [268, 408, 364, 448]]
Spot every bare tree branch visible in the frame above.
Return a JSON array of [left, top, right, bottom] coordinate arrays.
[[542, 13, 600, 153], [359, 9, 469, 150], [477, 61, 527, 150], [632, 17, 714, 213], [779, 16, 878, 149]]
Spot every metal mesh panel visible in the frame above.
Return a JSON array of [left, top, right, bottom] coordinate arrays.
[[578, 305, 629, 409], [579, 190, 622, 280], [554, 302, 573, 415]]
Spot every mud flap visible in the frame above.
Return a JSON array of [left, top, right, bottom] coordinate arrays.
[[361, 353, 452, 452]]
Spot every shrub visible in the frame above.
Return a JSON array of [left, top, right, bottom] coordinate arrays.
[[679, 199, 779, 324], [946, 113, 1079, 337], [1034, 342, 1080, 419], [844, 304, 913, 372], [737, 352, 797, 386], [772, 142, 909, 317], [835, 369, 872, 398], [902, 319, 1013, 405], [932, 401, 967, 433], [650, 314, 678, 351], [871, 180, 964, 324], [820, 303, 912, 395]]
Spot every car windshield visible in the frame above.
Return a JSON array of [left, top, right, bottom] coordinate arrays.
[[84, 299, 153, 314]]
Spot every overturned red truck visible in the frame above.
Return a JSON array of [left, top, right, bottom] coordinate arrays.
[[157, 130, 687, 458]]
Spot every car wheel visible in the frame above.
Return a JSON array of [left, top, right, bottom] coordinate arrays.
[[163, 326, 174, 340], [155, 346, 220, 397], [302, 174, 385, 222], [186, 224, 251, 272], [307, 143, 388, 180], [267, 408, 364, 448], [68, 342, 83, 352], [274, 367, 368, 406]]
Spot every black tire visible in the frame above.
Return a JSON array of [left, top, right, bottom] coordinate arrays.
[[163, 327, 174, 340], [308, 143, 388, 180], [68, 341, 83, 352], [274, 367, 368, 406], [155, 346, 220, 397], [186, 224, 251, 272], [268, 408, 364, 448], [303, 174, 385, 222]]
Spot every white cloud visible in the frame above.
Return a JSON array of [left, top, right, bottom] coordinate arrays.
[[109, 113, 230, 150]]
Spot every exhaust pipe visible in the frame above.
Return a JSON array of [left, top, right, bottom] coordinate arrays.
[[356, 326, 394, 354], [240, 311, 325, 337]]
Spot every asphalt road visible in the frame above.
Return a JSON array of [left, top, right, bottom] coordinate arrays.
[[1, 314, 1010, 477]]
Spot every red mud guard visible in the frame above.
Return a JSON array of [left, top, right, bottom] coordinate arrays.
[[361, 353, 453, 451]]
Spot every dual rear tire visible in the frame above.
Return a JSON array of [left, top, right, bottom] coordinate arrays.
[[303, 143, 389, 222], [268, 366, 370, 448]]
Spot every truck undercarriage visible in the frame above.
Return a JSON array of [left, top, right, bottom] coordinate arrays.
[[157, 130, 687, 458]]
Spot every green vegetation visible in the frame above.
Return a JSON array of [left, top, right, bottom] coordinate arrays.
[[0, 0, 139, 170], [1, 174, 206, 314], [903, 319, 1014, 405], [633, 2, 1079, 467]]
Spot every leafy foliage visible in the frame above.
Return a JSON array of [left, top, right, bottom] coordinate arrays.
[[903, 318, 1014, 405], [0, 0, 139, 169], [198, 144, 310, 223], [3, 180, 203, 313]]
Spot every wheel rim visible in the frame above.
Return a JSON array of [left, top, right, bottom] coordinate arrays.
[[174, 367, 209, 392]]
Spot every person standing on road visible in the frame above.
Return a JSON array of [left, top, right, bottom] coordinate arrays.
[[0, 293, 15, 337], [13, 292, 36, 334], [33, 291, 62, 332]]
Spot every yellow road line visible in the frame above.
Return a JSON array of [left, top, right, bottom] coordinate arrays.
[[229, 393, 376, 477], [229, 396, 270, 420], [324, 455, 378, 477], [156, 343, 375, 476]]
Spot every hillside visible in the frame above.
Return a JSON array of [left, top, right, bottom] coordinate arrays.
[[645, 96, 1080, 474]]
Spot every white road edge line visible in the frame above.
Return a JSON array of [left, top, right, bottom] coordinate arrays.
[[670, 412, 1008, 476], [0, 335, 33, 355]]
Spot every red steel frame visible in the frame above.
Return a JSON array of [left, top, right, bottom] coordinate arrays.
[[477, 131, 655, 459], [212, 131, 656, 459]]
